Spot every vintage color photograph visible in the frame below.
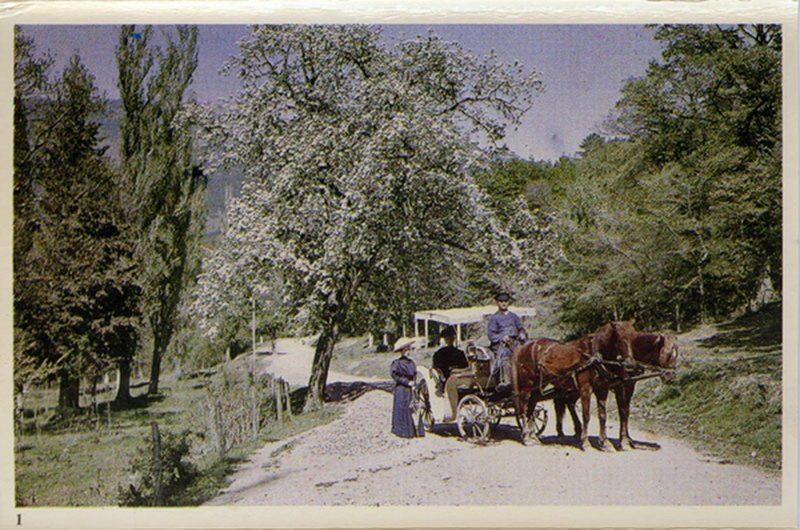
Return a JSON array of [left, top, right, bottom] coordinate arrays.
[[11, 21, 786, 512]]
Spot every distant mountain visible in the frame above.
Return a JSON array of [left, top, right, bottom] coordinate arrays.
[[96, 99, 243, 236]]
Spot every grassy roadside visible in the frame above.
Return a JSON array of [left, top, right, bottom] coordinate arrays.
[[15, 366, 344, 506], [631, 302, 782, 471], [330, 337, 430, 380]]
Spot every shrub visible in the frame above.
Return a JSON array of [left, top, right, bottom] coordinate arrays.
[[199, 363, 288, 457], [118, 425, 197, 506]]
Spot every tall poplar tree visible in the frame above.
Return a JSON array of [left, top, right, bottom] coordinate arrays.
[[116, 25, 205, 395]]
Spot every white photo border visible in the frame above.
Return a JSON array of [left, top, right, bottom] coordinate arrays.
[[0, 1, 796, 528]]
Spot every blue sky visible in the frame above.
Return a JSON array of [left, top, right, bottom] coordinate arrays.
[[21, 24, 663, 161]]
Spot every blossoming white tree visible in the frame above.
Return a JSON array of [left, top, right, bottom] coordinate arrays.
[[197, 25, 549, 409]]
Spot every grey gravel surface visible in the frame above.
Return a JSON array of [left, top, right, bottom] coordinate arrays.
[[207, 388, 781, 506]]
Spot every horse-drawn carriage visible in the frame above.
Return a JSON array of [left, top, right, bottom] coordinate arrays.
[[412, 322, 679, 447], [412, 342, 548, 443]]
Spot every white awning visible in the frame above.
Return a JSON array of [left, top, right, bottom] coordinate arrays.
[[413, 305, 537, 326]]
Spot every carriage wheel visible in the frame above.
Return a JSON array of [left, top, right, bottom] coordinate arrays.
[[516, 405, 548, 438], [417, 382, 435, 432], [529, 405, 548, 436], [456, 395, 492, 443]]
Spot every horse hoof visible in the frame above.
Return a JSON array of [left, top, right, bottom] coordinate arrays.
[[522, 432, 540, 446]]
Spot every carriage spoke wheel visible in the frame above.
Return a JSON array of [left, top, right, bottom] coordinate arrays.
[[529, 405, 548, 436], [516, 405, 548, 440], [417, 382, 435, 432], [456, 395, 492, 443]]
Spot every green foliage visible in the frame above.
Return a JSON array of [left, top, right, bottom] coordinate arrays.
[[14, 31, 142, 408], [471, 157, 562, 299], [474, 158, 553, 214], [118, 427, 197, 506], [116, 25, 205, 394], [548, 24, 781, 330]]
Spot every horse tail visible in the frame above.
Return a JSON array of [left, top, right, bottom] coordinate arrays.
[[511, 342, 523, 409]]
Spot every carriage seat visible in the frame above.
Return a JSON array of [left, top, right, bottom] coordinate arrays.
[[460, 342, 493, 391], [470, 357, 494, 390]]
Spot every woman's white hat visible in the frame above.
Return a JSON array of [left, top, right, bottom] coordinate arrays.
[[393, 338, 416, 353]]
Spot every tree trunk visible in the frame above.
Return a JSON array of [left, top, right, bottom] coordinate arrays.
[[148, 334, 166, 395], [304, 322, 339, 412], [114, 357, 133, 404], [58, 370, 80, 413]]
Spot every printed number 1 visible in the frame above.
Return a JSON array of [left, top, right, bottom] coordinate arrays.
[[17, 514, 21, 526]]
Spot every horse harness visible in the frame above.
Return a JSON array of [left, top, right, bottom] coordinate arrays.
[[533, 340, 602, 396]]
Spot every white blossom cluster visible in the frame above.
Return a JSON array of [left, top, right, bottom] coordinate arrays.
[[191, 25, 553, 343]]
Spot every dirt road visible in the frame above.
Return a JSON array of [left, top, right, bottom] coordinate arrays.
[[209, 341, 781, 506]]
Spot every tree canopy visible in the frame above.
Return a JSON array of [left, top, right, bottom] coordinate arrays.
[[14, 35, 141, 410], [535, 24, 782, 330], [193, 25, 548, 408]]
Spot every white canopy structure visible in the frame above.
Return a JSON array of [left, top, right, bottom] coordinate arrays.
[[413, 305, 537, 344]]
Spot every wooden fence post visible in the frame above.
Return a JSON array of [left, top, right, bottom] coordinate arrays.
[[151, 422, 163, 506], [274, 379, 283, 427], [254, 385, 261, 436], [283, 380, 293, 419], [214, 401, 225, 457]]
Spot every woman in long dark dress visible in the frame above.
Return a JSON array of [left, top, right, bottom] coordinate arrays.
[[390, 339, 419, 438]]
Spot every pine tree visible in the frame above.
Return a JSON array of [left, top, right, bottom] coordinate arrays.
[[14, 43, 142, 412]]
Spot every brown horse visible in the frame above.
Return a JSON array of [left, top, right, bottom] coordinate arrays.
[[554, 321, 642, 439], [555, 322, 679, 450], [611, 328, 679, 449], [511, 336, 597, 448], [512, 322, 637, 449]]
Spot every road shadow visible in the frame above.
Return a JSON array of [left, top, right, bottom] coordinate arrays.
[[424, 421, 663, 452], [210, 468, 297, 504], [324, 381, 393, 403], [697, 302, 781, 351]]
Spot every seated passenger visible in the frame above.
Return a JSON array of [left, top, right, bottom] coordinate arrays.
[[432, 326, 472, 422], [432, 326, 468, 383]]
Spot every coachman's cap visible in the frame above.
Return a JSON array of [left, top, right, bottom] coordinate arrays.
[[495, 292, 512, 302], [440, 326, 456, 338]]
